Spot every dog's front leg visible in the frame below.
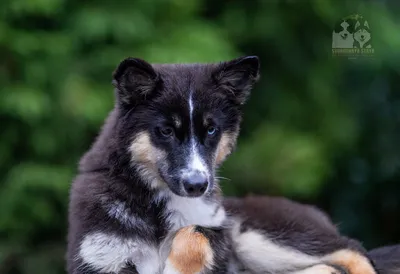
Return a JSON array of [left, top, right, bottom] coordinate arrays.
[[224, 196, 377, 274], [162, 225, 236, 274], [232, 226, 376, 274], [288, 264, 348, 274]]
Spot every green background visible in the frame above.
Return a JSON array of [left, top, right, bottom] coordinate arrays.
[[0, 0, 399, 273]]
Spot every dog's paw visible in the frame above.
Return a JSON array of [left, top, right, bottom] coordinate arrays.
[[323, 250, 377, 274], [163, 226, 214, 274]]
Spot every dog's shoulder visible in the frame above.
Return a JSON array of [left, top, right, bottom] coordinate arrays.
[[68, 172, 119, 236], [70, 171, 166, 232]]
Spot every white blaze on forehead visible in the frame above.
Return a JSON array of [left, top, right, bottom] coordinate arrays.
[[188, 94, 209, 175]]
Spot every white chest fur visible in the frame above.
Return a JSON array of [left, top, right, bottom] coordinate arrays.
[[79, 194, 226, 274], [165, 194, 226, 231]]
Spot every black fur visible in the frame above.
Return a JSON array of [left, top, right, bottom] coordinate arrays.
[[194, 226, 236, 273], [334, 18, 356, 35], [369, 245, 400, 274]]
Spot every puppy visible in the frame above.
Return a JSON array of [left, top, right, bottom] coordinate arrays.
[[67, 56, 380, 274], [353, 18, 372, 49], [67, 56, 258, 274]]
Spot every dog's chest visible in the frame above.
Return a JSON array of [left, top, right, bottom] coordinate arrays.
[[164, 195, 226, 231]]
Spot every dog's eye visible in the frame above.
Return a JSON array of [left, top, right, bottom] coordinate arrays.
[[207, 126, 217, 136], [160, 127, 174, 137]]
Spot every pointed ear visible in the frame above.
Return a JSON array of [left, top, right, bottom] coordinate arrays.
[[112, 57, 160, 104], [213, 56, 260, 105]]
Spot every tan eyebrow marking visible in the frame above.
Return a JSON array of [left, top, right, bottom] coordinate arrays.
[[172, 115, 182, 128]]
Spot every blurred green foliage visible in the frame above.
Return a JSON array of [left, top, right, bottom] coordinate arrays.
[[0, 0, 399, 273]]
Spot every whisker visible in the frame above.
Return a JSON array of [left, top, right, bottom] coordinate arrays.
[[215, 176, 231, 181]]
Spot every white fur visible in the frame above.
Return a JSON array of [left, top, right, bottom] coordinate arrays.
[[188, 94, 209, 176], [231, 222, 320, 273], [104, 200, 154, 232], [290, 264, 341, 274], [189, 93, 194, 119], [189, 147, 208, 174], [79, 232, 162, 273], [166, 193, 226, 231], [162, 260, 182, 274]]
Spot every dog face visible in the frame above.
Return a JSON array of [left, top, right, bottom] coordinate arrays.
[[334, 19, 353, 41], [112, 57, 260, 198], [354, 19, 371, 45], [332, 19, 356, 49]]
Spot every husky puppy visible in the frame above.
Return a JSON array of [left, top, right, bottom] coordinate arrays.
[[353, 18, 372, 49], [67, 56, 381, 274], [68, 56, 257, 274]]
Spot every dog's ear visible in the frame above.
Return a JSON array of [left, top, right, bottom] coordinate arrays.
[[112, 57, 160, 105], [355, 20, 360, 30], [213, 56, 260, 105], [347, 19, 356, 33]]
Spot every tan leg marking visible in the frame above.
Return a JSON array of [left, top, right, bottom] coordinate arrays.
[[323, 249, 376, 274], [167, 226, 214, 274]]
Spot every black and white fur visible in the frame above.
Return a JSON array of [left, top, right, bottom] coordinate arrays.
[[67, 56, 385, 274], [332, 19, 356, 49], [68, 56, 257, 274], [353, 18, 372, 49]]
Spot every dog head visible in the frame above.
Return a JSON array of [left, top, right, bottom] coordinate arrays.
[[112, 57, 260, 198], [333, 19, 355, 40], [354, 19, 371, 44]]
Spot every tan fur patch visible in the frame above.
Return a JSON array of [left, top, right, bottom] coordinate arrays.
[[173, 115, 182, 128], [323, 249, 376, 274], [168, 226, 214, 274], [129, 132, 166, 188], [215, 132, 237, 165]]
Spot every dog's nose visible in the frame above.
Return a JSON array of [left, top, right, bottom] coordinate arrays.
[[183, 173, 208, 197]]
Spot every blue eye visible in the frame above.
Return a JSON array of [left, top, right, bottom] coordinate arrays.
[[207, 126, 216, 135]]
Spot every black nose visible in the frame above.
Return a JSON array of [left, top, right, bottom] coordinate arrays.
[[183, 173, 208, 197]]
